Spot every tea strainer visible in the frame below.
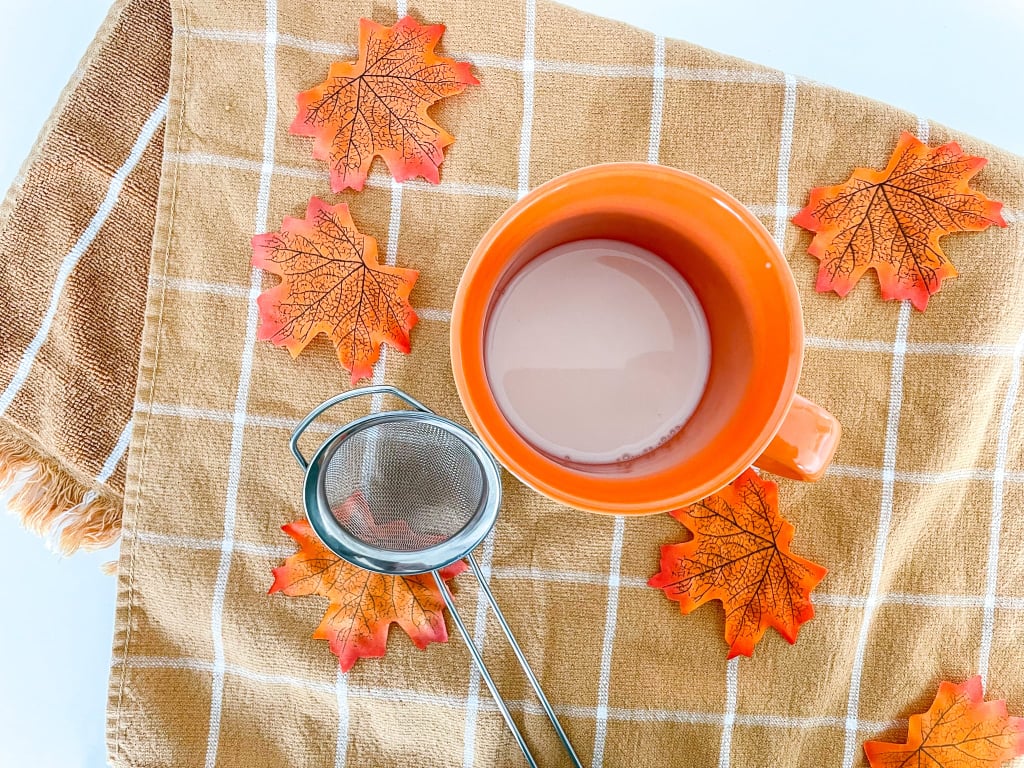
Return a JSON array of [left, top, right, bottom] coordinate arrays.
[[290, 385, 584, 768]]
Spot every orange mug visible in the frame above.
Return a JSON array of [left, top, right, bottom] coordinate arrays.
[[451, 163, 840, 515]]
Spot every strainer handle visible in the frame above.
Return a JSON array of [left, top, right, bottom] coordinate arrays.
[[289, 386, 433, 469], [433, 570, 540, 768]]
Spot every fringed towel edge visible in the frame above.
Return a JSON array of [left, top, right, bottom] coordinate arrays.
[[0, 421, 122, 554]]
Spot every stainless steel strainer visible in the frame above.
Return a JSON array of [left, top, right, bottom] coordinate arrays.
[[290, 385, 584, 768]]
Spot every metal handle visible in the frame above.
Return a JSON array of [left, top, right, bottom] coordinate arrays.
[[468, 554, 585, 768], [437, 558, 586, 767], [434, 571, 539, 768], [289, 385, 432, 469]]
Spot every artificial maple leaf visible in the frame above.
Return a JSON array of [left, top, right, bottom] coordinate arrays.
[[269, 495, 466, 672], [864, 676, 1024, 768], [793, 131, 1006, 311], [291, 16, 479, 192], [647, 469, 827, 658], [252, 196, 418, 384]]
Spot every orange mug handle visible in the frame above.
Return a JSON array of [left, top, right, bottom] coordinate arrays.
[[753, 395, 841, 482]]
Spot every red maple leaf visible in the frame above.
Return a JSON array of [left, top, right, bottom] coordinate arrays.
[[269, 493, 465, 671], [793, 131, 1006, 310], [251, 197, 418, 384], [864, 676, 1024, 767], [648, 469, 827, 657], [290, 16, 479, 192]]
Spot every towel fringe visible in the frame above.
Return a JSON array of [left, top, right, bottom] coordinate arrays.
[[0, 428, 121, 554]]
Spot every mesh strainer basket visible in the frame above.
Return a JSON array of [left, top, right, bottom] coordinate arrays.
[[290, 385, 584, 768]]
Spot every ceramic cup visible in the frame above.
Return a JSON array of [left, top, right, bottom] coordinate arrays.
[[451, 163, 841, 515]]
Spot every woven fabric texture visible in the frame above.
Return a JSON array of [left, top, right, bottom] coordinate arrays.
[[4, 0, 1023, 765]]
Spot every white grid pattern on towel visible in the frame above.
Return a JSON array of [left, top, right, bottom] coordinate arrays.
[[202, 5, 278, 767], [460, 532, 496, 768], [188, 20, 790, 87], [328, 169, 408, 768], [0, 95, 168, 417], [43, 418, 136, 551], [840, 118, 928, 768], [647, 35, 665, 164], [592, 516, 625, 767], [163, 148, 1024, 233], [134, 391, 1024, 486], [369, 177, 404, 414], [718, 658, 740, 768], [135, 396, 1024, 492], [116, 653, 910, 734], [124, 517, 1024, 752], [978, 330, 1024, 688], [840, 299, 912, 768], [593, 31, 674, 764], [334, 668, 349, 768], [466, 2, 533, 759], [516, 0, 536, 202], [724, 73, 796, 768], [329, 6, 412, 763], [10, 67, 158, 536], [804, 336, 1021, 357], [167, 150, 519, 200], [184, 24, 789, 86], [99, 420, 134, 485], [132, 264, 1024, 759], [130, 20, 1024, 768], [150, 270, 1024, 366], [125, 526, 1024, 614], [774, 74, 798, 247], [150, 275, 455, 326]]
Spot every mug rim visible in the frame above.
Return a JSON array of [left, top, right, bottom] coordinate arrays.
[[450, 162, 803, 515]]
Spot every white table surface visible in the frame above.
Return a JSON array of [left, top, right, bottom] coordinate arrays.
[[0, 1, 1021, 765]]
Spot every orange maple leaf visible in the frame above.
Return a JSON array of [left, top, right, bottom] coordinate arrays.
[[269, 494, 466, 672], [793, 131, 1006, 311], [251, 197, 418, 384], [864, 676, 1024, 768], [290, 16, 479, 192], [648, 468, 827, 658]]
